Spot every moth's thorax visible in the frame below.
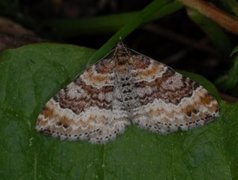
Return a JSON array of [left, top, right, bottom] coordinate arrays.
[[114, 57, 131, 74], [113, 48, 140, 113]]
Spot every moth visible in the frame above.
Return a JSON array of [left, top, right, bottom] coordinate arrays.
[[36, 42, 219, 144]]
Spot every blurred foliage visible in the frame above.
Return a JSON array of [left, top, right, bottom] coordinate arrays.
[[188, 9, 232, 55], [0, 0, 19, 17], [43, 1, 183, 37], [215, 0, 238, 16], [216, 46, 238, 96]]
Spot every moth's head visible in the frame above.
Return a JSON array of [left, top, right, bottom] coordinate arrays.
[[114, 42, 131, 64]]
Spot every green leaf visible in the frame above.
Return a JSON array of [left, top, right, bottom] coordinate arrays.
[[0, 43, 238, 179], [216, 46, 238, 95], [231, 45, 238, 56]]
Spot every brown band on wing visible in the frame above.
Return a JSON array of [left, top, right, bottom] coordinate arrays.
[[182, 90, 219, 114], [131, 55, 151, 69], [135, 68, 200, 105], [74, 78, 114, 94], [54, 79, 113, 114], [94, 58, 115, 74]]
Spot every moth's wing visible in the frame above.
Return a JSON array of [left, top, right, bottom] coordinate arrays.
[[36, 58, 130, 144], [130, 54, 219, 134]]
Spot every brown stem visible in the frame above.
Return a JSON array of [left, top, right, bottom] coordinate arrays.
[[178, 0, 238, 35]]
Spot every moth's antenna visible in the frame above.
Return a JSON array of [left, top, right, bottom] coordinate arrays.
[[118, 37, 126, 47], [115, 38, 127, 52]]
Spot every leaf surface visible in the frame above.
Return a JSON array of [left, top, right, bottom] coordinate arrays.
[[0, 43, 237, 180]]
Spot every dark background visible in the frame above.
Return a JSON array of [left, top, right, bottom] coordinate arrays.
[[0, 0, 237, 83]]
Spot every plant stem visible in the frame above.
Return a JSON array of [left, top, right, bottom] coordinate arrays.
[[179, 0, 238, 35]]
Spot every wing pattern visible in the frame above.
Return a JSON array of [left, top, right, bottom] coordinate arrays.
[[36, 42, 219, 143]]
